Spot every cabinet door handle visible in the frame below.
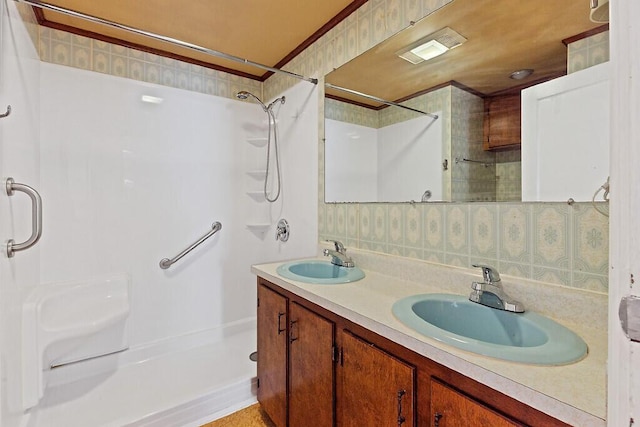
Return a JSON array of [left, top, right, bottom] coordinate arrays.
[[434, 412, 443, 427], [397, 389, 406, 426], [277, 312, 286, 335], [289, 320, 298, 343]]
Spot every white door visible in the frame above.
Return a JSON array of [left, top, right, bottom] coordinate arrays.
[[608, 0, 640, 425], [0, 1, 41, 423]]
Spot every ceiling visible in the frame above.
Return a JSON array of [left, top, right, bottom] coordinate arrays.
[[326, 0, 606, 106], [32, 0, 606, 105], [32, 0, 364, 79]]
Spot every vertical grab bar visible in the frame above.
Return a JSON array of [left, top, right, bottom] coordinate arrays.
[[5, 177, 43, 258]]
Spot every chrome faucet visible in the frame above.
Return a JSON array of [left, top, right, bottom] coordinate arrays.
[[323, 240, 355, 268], [469, 264, 524, 313]]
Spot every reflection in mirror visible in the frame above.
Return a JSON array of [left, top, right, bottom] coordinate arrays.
[[325, 101, 442, 202], [324, 0, 607, 203]]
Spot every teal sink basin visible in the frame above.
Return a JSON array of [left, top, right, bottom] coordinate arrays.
[[277, 260, 365, 284], [392, 293, 587, 365]]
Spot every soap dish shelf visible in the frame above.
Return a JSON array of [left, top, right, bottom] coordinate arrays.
[[246, 170, 267, 180], [246, 191, 266, 202], [246, 137, 268, 147], [246, 224, 271, 239]]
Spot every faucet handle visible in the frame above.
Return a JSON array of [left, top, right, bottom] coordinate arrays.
[[471, 281, 484, 291], [325, 239, 345, 253], [472, 264, 501, 283]]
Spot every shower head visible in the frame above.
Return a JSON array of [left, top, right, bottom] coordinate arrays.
[[236, 91, 268, 112]]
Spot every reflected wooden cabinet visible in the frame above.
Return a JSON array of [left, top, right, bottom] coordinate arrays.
[[430, 379, 523, 427], [483, 93, 521, 150], [337, 330, 414, 427]]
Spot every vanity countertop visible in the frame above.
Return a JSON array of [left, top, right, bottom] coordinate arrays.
[[252, 251, 607, 427]]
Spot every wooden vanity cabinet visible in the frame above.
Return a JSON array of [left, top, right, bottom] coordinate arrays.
[[257, 277, 571, 427], [257, 280, 335, 427], [288, 302, 334, 427], [483, 93, 521, 150], [257, 283, 288, 427], [430, 379, 523, 426], [337, 330, 415, 427]]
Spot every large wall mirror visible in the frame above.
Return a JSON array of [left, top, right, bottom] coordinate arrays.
[[324, 0, 608, 203]]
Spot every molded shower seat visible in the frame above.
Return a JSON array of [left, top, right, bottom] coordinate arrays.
[[22, 275, 131, 409]]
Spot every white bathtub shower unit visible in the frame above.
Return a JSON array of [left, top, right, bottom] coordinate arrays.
[[23, 55, 318, 426]]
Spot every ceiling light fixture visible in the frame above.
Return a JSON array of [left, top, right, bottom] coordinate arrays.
[[397, 27, 467, 65], [509, 69, 534, 80], [409, 40, 449, 62]]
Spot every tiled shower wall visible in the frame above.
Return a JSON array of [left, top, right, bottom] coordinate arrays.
[[21, 0, 609, 292]]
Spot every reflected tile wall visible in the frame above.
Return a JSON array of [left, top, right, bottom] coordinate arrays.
[[496, 149, 522, 201], [450, 87, 493, 201], [568, 31, 610, 74], [324, 87, 449, 129], [325, 98, 379, 128]]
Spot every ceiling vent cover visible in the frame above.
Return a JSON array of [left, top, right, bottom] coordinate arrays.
[[397, 27, 467, 64]]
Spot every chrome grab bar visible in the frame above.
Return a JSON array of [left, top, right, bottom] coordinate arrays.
[[5, 177, 43, 258], [159, 221, 222, 269], [454, 157, 495, 167]]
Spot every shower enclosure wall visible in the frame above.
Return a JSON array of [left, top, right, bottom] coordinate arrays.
[[0, 2, 319, 425]]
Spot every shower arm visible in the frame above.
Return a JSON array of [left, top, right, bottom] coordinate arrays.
[[16, 0, 318, 85], [267, 96, 286, 111]]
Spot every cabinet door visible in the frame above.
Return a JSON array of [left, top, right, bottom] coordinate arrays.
[[430, 379, 523, 427], [257, 284, 288, 427], [338, 330, 415, 427], [484, 94, 521, 150], [289, 302, 334, 427], [521, 62, 609, 202]]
